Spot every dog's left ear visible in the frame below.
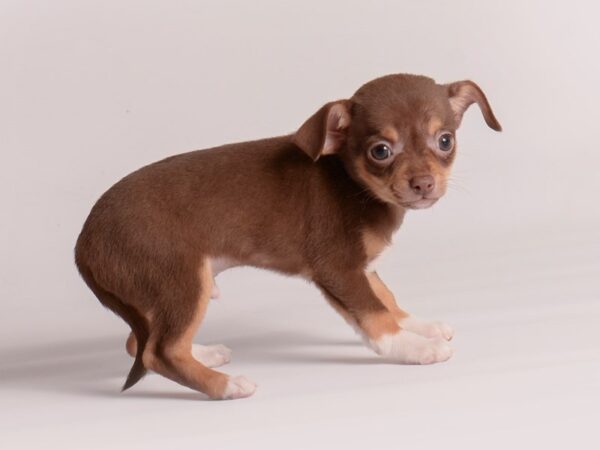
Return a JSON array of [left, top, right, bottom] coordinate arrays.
[[292, 100, 352, 161], [446, 80, 502, 131]]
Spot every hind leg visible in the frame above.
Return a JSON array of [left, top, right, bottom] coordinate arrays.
[[141, 259, 255, 400], [127, 333, 231, 368]]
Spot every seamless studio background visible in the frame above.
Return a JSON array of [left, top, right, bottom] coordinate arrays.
[[1, 1, 599, 449]]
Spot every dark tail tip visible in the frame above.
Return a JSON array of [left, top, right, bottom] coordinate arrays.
[[122, 355, 147, 391]]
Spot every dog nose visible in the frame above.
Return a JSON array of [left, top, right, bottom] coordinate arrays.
[[409, 175, 435, 196]]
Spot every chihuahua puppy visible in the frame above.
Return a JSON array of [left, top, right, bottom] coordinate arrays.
[[75, 74, 501, 400]]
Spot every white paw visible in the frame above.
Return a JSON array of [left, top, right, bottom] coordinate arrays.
[[400, 316, 454, 341], [370, 330, 454, 365], [191, 344, 232, 368], [222, 375, 256, 400]]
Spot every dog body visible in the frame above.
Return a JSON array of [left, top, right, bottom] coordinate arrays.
[[75, 74, 501, 399]]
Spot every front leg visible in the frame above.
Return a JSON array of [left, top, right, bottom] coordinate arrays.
[[316, 270, 453, 364], [366, 271, 454, 341]]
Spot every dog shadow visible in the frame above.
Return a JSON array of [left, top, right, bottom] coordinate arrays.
[[0, 330, 377, 401], [1, 336, 130, 395], [217, 330, 379, 366]]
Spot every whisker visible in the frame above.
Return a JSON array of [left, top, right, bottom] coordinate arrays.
[[447, 177, 471, 195]]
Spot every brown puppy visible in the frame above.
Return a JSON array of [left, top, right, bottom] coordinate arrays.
[[75, 74, 501, 400]]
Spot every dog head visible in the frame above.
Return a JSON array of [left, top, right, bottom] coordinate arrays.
[[293, 74, 501, 209]]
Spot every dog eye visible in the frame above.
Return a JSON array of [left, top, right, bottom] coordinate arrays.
[[438, 133, 454, 152], [370, 143, 392, 161]]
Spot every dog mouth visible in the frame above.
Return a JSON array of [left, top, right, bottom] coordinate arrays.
[[393, 193, 440, 209], [402, 198, 439, 209]]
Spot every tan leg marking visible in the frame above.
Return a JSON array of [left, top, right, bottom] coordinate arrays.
[[318, 266, 453, 365], [366, 271, 454, 340], [127, 332, 231, 368], [366, 271, 409, 320], [359, 310, 401, 341], [357, 308, 453, 365], [362, 231, 390, 265], [363, 271, 454, 364], [142, 259, 255, 399]]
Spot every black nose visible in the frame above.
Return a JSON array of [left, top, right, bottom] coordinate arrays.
[[409, 175, 435, 196]]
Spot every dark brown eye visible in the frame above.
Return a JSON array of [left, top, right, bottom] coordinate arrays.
[[438, 133, 454, 152], [370, 143, 392, 161]]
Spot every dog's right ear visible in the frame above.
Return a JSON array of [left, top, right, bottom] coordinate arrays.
[[292, 100, 352, 161]]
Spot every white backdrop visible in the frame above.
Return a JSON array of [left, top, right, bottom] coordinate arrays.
[[1, 1, 599, 449]]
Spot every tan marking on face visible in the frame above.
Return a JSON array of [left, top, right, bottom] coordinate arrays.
[[427, 116, 443, 136], [403, 151, 452, 201], [380, 126, 399, 144], [359, 310, 401, 340], [354, 163, 397, 205], [365, 271, 408, 320], [430, 163, 451, 197]]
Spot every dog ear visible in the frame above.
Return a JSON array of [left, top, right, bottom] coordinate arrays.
[[446, 81, 502, 131], [292, 100, 352, 161]]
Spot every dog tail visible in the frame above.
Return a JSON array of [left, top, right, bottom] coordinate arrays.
[[118, 299, 149, 391], [75, 262, 150, 391], [122, 334, 147, 391]]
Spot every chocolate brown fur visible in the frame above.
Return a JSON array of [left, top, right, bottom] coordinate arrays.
[[75, 73, 501, 399]]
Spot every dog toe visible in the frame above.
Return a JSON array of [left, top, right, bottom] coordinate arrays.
[[400, 316, 454, 341], [221, 376, 256, 400], [191, 344, 232, 368]]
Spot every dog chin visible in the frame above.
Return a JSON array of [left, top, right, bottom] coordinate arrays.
[[401, 198, 439, 209]]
